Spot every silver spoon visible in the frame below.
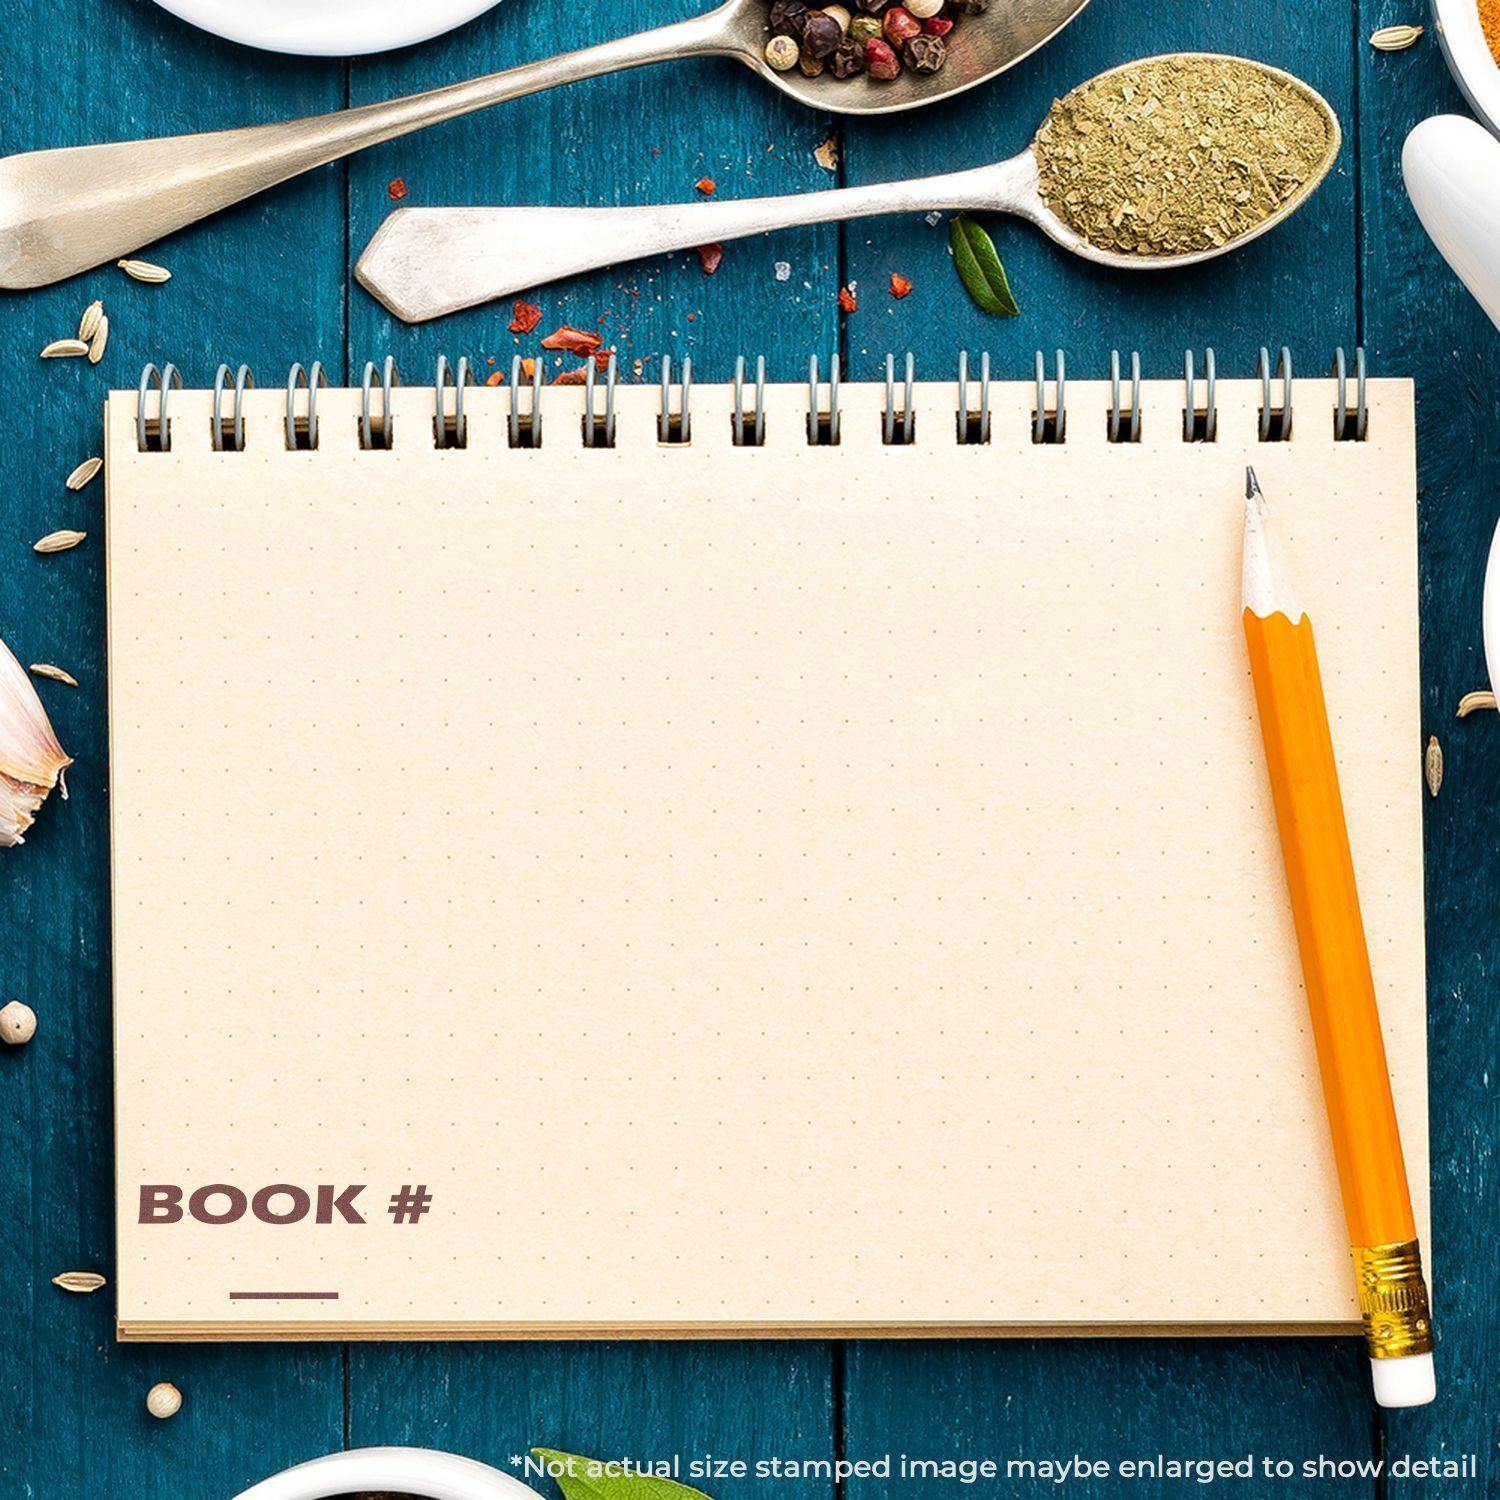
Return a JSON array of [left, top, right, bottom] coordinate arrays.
[[358, 54, 1341, 323], [0, 0, 1093, 290]]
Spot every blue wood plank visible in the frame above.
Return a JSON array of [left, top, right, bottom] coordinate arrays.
[[0, 4, 348, 1495], [343, 0, 842, 384], [1353, 23, 1500, 1490]]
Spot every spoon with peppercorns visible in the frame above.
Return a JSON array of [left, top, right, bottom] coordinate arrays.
[[0, 0, 1092, 289], [359, 54, 1341, 322]]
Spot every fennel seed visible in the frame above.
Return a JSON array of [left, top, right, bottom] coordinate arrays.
[[87, 314, 109, 365], [78, 300, 104, 342], [66, 457, 103, 491], [30, 664, 78, 687], [118, 258, 171, 284], [1424, 735, 1442, 797], [52, 1271, 106, 1293], [40, 339, 88, 359], [1456, 690, 1497, 717], [33, 530, 86, 554], [1370, 24, 1423, 49]]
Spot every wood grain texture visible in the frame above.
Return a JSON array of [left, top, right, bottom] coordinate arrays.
[[0, 0, 1494, 1492]]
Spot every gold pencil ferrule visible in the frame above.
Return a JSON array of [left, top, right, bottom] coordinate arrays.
[[1351, 1239, 1434, 1359]]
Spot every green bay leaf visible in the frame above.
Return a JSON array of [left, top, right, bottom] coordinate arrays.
[[949, 214, 1020, 317], [533, 1449, 715, 1500]]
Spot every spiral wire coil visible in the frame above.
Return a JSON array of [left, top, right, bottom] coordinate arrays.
[[135, 349, 1371, 453]]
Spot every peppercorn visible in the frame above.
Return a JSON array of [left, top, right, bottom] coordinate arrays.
[[798, 48, 827, 74], [854, 0, 891, 10], [829, 37, 865, 75], [945, 0, 987, 11], [905, 0, 944, 14], [765, 32, 801, 67], [821, 3, 853, 31], [863, 35, 900, 76], [769, 0, 811, 35], [923, 14, 953, 33], [904, 31, 947, 70], [850, 14, 882, 41], [882, 6, 920, 43], [0, 1000, 35, 1045], [801, 8, 844, 55], [765, 33, 801, 68]]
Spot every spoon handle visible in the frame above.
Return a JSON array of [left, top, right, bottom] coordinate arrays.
[[0, 9, 734, 289], [357, 163, 1021, 322]]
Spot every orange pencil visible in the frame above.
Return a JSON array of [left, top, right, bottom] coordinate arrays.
[[1241, 467, 1434, 1407]]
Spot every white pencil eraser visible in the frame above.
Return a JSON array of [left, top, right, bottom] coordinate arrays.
[[1370, 1352, 1436, 1407]]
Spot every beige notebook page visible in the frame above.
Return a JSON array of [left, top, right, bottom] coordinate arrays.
[[107, 376, 1426, 1339]]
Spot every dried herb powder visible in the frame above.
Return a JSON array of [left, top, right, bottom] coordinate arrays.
[[1033, 56, 1335, 257]]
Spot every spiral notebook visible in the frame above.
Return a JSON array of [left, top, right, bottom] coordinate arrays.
[[107, 353, 1428, 1340]]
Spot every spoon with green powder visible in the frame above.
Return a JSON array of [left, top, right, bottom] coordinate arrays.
[[360, 53, 1341, 323]]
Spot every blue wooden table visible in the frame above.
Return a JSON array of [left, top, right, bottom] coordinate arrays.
[[1, 0, 1496, 1493]]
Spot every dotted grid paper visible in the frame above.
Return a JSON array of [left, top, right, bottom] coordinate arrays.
[[105, 376, 1426, 1338]]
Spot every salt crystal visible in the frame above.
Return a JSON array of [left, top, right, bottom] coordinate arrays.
[[774, 261, 792, 281]]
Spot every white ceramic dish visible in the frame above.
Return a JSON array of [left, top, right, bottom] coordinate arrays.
[[1433, 0, 1500, 135], [151, 0, 503, 56]]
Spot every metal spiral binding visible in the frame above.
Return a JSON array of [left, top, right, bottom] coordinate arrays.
[[434, 355, 473, 449], [1258, 345, 1293, 441], [1033, 350, 1066, 444], [733, 355, 766, 447], [509, 354, 543, 448], [584, 351, 618, 448], [806, 354, 841, 445], [285, 362, 326, 451], [361, 356, 399, 450], [136, 362, 181, 452], [1183, 349, 1218, 442], [956, 351, 991, 445], [212, 364, 254, 452], [1332, 347, 1367, 441], [658, 355, 692, 443], [1108, 351, 1142, 443], [883, 353, 916, 445]]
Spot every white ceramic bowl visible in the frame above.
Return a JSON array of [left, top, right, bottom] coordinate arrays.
[[151, 0, 503, 56], [1433, 0, 1500, 135]]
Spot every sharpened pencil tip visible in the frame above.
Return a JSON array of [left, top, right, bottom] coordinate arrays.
[[1246, 466, 1261, 500]]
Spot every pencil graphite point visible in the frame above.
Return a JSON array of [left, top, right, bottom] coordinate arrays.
[[1246, 466, 1261, 500]]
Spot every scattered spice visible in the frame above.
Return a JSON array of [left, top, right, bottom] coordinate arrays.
[[87, 314, 109, 365], [40, 339, 88, 360], [1369, 23, 1423, 49], [146, 1383, 182, 1420], [774, 260, 792, 281], [77, 301, 104, 343], [486, 371, 505, 387], [1456, 689, 1497, 717], [1033, 56, 1336, 258], [813, 134, 840, 172], [696, 177, 717, 196], [117, 257, 171, 284], [553, 367, 590, 386], [33, 530, 86, 554], [387, 176, 408, 200], [52, 1271, 107, 1294], [29, 664, 78, 687], [541, 326, 603, 354], [1425, 735, 1443, 797], [509, 300, 542, 334], [949, 215, 1020, 316], [65, 457, 103, 491], [0, 1000, 36, 1044], [837, 284, 858, 312], [889, 272, 913, 299], [696, 242, 725, 275], [1480, 0, 1500, 64]]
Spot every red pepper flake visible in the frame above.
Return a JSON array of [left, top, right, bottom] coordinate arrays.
[[696, 177, 717, 196], [696, 242, 725, 275], [553, 366, 590, 386], [509, 300, 542, 335], [485, 370, 505, 386], [540, 325, 603, 355], [890, 272, 913, 300], [387, 177, 408, 201], [520, 358, 536, 380], [923, 15, 954, 34], [593, 348, 615, 370], [837, 285, 858, 314]]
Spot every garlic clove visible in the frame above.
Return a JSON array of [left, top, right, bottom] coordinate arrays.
[[0, 633, 72, 846]]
